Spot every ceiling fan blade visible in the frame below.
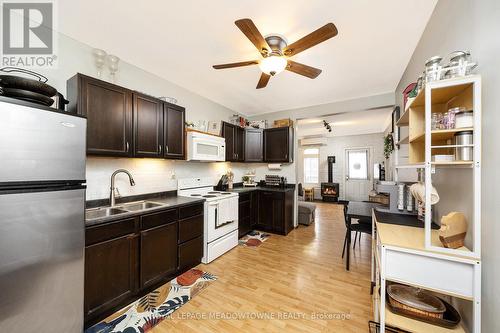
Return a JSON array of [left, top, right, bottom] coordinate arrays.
[[284, 23, 338, 57], [213, 60, 259, 69], [286, 60, 322, 79], [256, 73, 271, 89], [235, 18, 270, 55]]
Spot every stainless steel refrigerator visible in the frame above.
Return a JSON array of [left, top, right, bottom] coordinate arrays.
[[0, 98, 86, 332]]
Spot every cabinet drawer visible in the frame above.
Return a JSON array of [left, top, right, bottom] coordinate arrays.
[[140, 208, 178, 230], [179, 214, 203, 243], [178, 236, 203, 271], [86, 218, 136, 246], [179, 203, 204, 219]]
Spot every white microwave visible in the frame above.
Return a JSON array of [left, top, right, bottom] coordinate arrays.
[[187, 131, 226, 161]]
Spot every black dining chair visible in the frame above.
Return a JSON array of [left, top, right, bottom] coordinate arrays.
[[339, 200, 372, 269]]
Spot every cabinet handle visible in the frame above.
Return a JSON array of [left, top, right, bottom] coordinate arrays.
[[159, 145, 162, 154], [166, 145, 169, 153], [126, 142, 129, 152]]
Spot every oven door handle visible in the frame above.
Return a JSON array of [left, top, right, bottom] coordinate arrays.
[[216, 220, 234, 229]]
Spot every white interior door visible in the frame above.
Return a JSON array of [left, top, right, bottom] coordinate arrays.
[[344, 148, 371, 201]]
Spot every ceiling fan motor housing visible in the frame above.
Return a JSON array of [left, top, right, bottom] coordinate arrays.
[[264, 35, 288, 55]]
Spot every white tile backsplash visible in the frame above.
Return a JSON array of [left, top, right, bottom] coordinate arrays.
[[85, 157, 233, 201]]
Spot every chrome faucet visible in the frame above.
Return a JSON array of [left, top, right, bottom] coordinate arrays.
[[110, 169, 136, 207]]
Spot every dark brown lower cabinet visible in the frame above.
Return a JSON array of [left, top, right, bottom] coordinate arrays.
[[257, 190, 294, 235], [179, 236, 203, 271], [238, 189, 293, 237], [238, 192, 252, 237], [140, 222, 178, 289], [84, 203, 203, 328], [84, 233, 138, 321]]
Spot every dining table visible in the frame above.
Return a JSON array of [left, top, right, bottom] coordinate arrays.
[[345, 201, 381, 271]]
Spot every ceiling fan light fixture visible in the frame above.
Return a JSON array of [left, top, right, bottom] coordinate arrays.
[[259, 55, 287, 76]]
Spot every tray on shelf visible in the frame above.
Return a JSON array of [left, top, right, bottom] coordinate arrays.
[[386, 291, 461, 329]]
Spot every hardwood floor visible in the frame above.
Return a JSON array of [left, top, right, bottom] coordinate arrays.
[[153, 202, 373, 332]]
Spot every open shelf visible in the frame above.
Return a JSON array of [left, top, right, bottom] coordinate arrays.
[[397, 135, 409, 145], [431, 128, 474, 141], [431, 144, 473, 149], [397, 108, 409, 126], [410, 132, 425, 143], [395, 164, 425, 169], [431, 161, 473, 166], [385, 304, 466, 333], [410, 81, 473, 108]]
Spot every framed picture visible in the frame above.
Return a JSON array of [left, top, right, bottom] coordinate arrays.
[[207, 121, 221, 135]]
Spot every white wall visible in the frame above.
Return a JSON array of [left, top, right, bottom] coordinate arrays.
[[297, 133, 384, 199], [393, 1, 500, 331]]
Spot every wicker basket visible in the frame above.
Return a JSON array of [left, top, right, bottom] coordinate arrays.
[[387, 284, 446, 320], [388, 295, 444, 319]]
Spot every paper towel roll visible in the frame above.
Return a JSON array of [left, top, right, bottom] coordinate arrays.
[[268, 164, 282, 170]]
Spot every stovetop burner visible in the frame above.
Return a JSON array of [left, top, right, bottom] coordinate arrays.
[[203, 195, 217, 198], [190, 194, 202, 197], [220, 192, 231, 195]]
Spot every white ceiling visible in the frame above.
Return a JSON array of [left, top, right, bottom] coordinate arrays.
[[58, 0, 437, 115], [297, 108, 393, 138]]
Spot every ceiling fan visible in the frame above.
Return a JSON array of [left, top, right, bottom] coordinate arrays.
[[213, 18, 338, 89]]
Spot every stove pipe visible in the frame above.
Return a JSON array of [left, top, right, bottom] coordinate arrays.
[[327, 156, 335, 183]]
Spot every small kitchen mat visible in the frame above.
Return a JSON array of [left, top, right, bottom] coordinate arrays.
[[239, 230, 270, 247], [374, 210, 440, 230], [85, 269, 216, 333]]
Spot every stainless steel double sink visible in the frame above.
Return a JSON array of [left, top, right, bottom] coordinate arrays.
[[85, 200, 166, 221]]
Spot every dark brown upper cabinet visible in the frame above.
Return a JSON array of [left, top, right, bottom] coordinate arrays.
[[67, 74, 133, 156], [263, 127, 294, 163], [163, 104, 186, 159], [67, 74, 186, 160], [221, 121, 244, 162], [133, 93, 163, 158], [235, 126, 244, 162], [244, 128, 263, 162]]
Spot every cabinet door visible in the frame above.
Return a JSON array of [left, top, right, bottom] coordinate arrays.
[[140, 222, 178, 288], [271, 195, 285, 234], [238, 199, 251, 237], [235, 126, 245, 162], [164, 104, 186, 159], [258, 191, 274, 230], [133, 93, 163, 158], [85, 234, 137, 319], [245, 129, 263, 162], [264, 127, 293, 163], [222, 122, 236, 161], [179, 236, 203, 271], [250, 191, 259, 227], [80, 76, 133, 156]]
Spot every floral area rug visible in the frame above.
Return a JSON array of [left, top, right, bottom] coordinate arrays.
[[85, 269, 216, 333], [238, 230, 270, 247]]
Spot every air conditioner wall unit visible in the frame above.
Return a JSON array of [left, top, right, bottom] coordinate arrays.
[[300, 137, 328, 146]]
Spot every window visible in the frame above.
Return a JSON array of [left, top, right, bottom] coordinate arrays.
[[303, 148, 319, 184], [347, 149, 368, 180]]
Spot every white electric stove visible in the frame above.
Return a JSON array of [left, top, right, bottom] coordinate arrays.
[[177, 178, 239, 263]]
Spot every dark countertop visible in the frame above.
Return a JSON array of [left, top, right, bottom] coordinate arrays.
[[85, 192, 204, 227], [227, 185, 295, 194]]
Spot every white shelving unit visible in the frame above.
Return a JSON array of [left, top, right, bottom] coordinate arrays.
[[374, 75, 482, 333]]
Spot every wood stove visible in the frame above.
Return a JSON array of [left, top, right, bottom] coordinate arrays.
[[321, 156, 339, 202]]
